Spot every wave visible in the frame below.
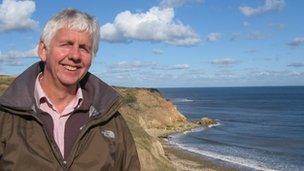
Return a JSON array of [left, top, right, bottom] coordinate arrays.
[[170, 98, 194, 103], [170, 123, 221, 138], [208, 122, 221, 128], [181, 127, 206, 135], [168, 141, 278, 171]]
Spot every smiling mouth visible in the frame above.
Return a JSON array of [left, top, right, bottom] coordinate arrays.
[[63, 64, 78, 71]]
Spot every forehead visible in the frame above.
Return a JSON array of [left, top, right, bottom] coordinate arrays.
[[52, 27, 92, 44]]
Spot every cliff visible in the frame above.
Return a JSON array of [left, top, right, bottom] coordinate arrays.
[[116, 87, 197, 171], [0, 76, 197, 171]]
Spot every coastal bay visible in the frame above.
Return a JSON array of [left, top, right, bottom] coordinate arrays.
[[159, 87, 304, 171], [117, 86, 242, 170]]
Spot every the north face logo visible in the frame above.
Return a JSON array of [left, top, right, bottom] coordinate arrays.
[[101, 130, 115, 139]]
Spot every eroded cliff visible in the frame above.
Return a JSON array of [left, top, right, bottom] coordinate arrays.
[[116, 87, 197, 171]]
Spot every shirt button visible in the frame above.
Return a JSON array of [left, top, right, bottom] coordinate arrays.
[[63, 160, 67, 165]]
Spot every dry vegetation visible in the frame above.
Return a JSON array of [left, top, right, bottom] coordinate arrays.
[[0, 75, 14, 94]]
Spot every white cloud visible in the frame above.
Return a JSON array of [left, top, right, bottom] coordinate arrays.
[[249, 69, 303, 78], [159, 0, 203, 8], [152, 64, 189, 70], [111, 61, 157, 69], [107, 61, 190, 74], [268, 23, 285, 31], [245, 48, 258, 53], [0, 46, 37, 65], [211, 58, 238, 66], [287, 62, 304, 67], [243, 21, 250, 27], [100, 7, 201, 46], [230, 31, 270, 41], [214, 70, 240, 79], [239, 0, 285, 17], [288, 71, 304, 76], [206, 32, 221, 42], [246, 32, 269, 40], [152, 49, 163, 55], [0, 0, 37, 32], [287, 37, 304, 47]]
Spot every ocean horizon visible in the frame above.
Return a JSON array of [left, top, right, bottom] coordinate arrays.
[[156, 85, 304, 89], [159, 86, 304, 171]]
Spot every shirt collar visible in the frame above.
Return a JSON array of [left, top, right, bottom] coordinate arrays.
[[34, 73, 83, 111]]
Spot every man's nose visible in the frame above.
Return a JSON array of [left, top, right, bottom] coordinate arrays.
[[69, 46, 81, 61]]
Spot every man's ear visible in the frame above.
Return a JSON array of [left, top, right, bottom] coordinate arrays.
[[38, 41, 47, 62]]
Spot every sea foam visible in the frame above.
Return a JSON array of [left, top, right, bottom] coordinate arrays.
[[168, 141, 277, 171]]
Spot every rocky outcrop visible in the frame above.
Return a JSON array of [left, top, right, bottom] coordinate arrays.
[[197, 117, 217, 127]]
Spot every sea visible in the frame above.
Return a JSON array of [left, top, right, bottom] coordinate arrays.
[[158, 86, 304, 171]]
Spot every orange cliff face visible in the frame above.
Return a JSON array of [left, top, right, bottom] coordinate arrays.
[[116, 87, 194, 171], [117, 87, 187, 129], [161, 99, 187, 123]]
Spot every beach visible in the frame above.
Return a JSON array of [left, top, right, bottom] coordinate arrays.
[[147, 124, 242, 171], [162, 140, 240, 171]]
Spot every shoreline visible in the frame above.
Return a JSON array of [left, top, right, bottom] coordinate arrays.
[[161, 139, 240, 171], [151, 122, 243, 171]]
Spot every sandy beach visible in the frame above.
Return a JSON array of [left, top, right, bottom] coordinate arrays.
[[161, 140, 239, 171], [146, 123, 240, 171]]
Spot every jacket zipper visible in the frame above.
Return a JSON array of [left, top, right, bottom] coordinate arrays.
[[29, 110, 67, 168], [65, 97, 123, 169]]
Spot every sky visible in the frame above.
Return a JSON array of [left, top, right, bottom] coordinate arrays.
[[0, 0, 303, 88]]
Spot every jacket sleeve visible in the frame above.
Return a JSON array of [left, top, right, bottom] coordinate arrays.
[[0, 111, 12, 160], [0, 130, 2, 159], [116, 113, 141, 171], [0, 112, 4, 159], [0, 111, 7, 159]]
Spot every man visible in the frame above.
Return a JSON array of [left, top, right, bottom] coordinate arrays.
[[0, 9, 140, 170]]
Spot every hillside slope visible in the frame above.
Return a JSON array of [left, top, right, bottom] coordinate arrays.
[[116, 87, 197, 170]]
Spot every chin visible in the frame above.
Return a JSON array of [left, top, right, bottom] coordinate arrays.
[[59, 77, 81, 87], [58, 72, 85, 86]]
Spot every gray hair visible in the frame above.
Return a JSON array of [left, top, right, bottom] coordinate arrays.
[[41, 8, 100, 56]]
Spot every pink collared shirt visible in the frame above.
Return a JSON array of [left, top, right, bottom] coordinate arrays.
[[34, 74, 83, 157]]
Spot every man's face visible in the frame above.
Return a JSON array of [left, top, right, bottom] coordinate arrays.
[[38, 27, 93, 88]]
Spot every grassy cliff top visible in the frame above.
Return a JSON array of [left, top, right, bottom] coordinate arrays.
[[0, 75, 15, 94]]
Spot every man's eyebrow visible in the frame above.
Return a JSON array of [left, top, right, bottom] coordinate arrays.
[[58, 40, 73, 44]]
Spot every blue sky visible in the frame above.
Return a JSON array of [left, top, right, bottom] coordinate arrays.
[[0, 0, 303, 87]]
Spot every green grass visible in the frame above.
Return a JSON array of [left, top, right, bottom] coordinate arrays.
[[0, 75, 14, 85], [0, 75, 14, 94], [123, 93, 137, 104]]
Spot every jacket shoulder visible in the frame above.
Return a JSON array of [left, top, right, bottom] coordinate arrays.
[[112, 111, 141, 171]]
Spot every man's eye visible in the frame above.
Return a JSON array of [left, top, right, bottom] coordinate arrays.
[[80, 46, 90, 53], [60, 42, 72, 47], [60, 44, 67, 47]]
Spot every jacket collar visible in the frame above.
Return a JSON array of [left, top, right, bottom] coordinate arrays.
[[0, 62, 122, 119]]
